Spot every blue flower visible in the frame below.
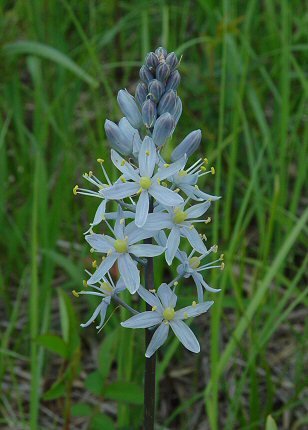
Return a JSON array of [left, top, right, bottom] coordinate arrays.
[[121, 284, 213, 357]]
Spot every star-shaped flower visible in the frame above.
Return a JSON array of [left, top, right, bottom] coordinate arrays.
[[121, 284, 213, 357]]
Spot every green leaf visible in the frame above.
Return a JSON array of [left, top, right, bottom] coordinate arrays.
[[36, 334, 68, 359], [104, 382, 144, 405], [90, 413, 115, 430], [85, 370, 105, 396], [266, 415, 278, 430], [3, 41, 99, 88], [43, 378, 66, 401], [98, 330, 118, 382], [71, 402, 93, 417], [58, 288, 80, 354]]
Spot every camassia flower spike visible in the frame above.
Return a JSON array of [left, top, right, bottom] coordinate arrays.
[[73, 47, 222, 362]]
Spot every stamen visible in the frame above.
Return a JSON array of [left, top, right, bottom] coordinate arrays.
[[145, 150, 150, 156], [152, 306, 157, 311], [184, 312, 189, 319], [92, 260, 97, 268], [205, 217, 211, 224], [83, 280, 88, 288], [192, 301, 197, 308], [120, 176, 126, 183], [221, 262, 225, 270], [72, 290, 79, 298], [97, 158, 104, 164], [211, 167, 215, 175], [73, 185, 79, 195], [120, 218, 125, 224], [90, 248, 95, 253]]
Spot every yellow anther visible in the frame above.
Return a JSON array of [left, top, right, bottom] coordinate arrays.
[[145, 150, 150, 156], [149, 289, 156, 293], [194, 184, 199, 189], [203, 158, 208, 164], [201, 166, 207, 172], [107, 248, 113, 256], [120, 176, 126, 183], [156, 178, 161, 184], [121, 160, 126, 166], [178, 170, 187, 177], [164, 320, 169, 325], [90, 248, 95, 253], [102, 256, 106, 261], [164, 163, 170, 168], [163, 307, 175, 321], [184, 312, 189, 319], [189, 257, 201, 269], [205, 217, 211, 224], [92, 260, 97, 268], [120, 218, 125, 224], [83, 280, 88, 288], [189, 224, 194, 230], [174, 281, 178, 286], [72, 290, 79, 298], [161, 181, 168, 187], [89, 171, 93, 177], [73, 185, 79, 195], [174, 188, 180, 193], [101, 215, 106, 221], [151, 306, 157, 311], [203, 234, 207, 241], [84, 172, 89, 177], [114, 239, 128, 253], [192, 301, 197, 308], [140, 176, 152, 190], [137, 187, 143, 195], [221, 262, 225, 271], [98, 185, 104, 190], [212, 245, 218, 253], [211, 166, 215, 175], [97, 158, 104, 163], [220, 254, 224, 261], [173, 210, 188, 224]]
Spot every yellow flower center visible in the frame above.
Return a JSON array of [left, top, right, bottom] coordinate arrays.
[[139, 176, 152, 190], [163, 307, 175, 321], [189, 257, 201, 269], [173, 210, 188, 224], [178, 170, 187, 177], [100, 282, 113, 293], [114, 239, 128, 253]]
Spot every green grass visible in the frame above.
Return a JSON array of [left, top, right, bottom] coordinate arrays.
[[0, 0, 307, 429]]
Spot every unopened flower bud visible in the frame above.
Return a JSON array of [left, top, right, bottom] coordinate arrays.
[[152, 112, 174, 147], [117, 89, 142, 129], [148, 79, 164, 102], [155, 46, 167, 59], [171, 129, 201, 161], [104, 119, 131, 155], [173, 96, 182, 126], [139, 65, 154, 84], [156, 62, 170, 82], [166, 70, 181, 91], [142, 99, 157, 128], [157, 89, 177, 116], [166, 52, 178, 71], [145, 52, 159, 70], [135, 82, 148, 107], [118, 117, 142, 149]]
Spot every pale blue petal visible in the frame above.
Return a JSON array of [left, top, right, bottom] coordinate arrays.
[[129, 244, 165, 257], [137, 286, 163, 311], [135, 191, 149, 227], [145, 323, 169, 358], [121, 311, 162, 328], [153, 156, 186, 181], [155, 230, 168, 246], [96, 301, 110, 330], [111, 149, 140, 181], [198, 274, 221, 293], [114, 277, 127, 293], [103, 182, 139, 200], [80, 301, 103, 328], [181, 227, 207, 254], [117, 253, 140, 293], [157, 283, 177, 308], [88, 254, 118, 284], [114, 210, 125, 239], [174, 301, 214, 320], [174, 173, 198, 185], [186, 201, 211, 219], [91, 200, 107, 226], [150, 183, 183, 206], [169, 320, 200, 353], [138, 136, 156, 177], [166, 227, 181, 265], [194, 189, 221, 201], [125, 223, 157, 244], [85, 234, 114, 252], [142, 213, 173, 231], [192, 272, 205, 302]]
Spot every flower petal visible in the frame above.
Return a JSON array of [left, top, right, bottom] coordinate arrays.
[[80, 301, 104, 328], [166, 227, 181, 265], [181, 227, 207, 254], [129, 244, 165, 257], [142, 213, 173, 231], [157, 283, 177, 308], [111, 149, 140, 181], [186, 201, 211, 219], [117, 253, 140, 293], [153, 156, 186, 181], [138, 136, 156, 177], [125, 222, 158, 244], [96, 301, 110, 330], [91, 200, 107, 226], [150, 183, 183, 206], [175, 301, 214, 320], [103, 182, 139, 200], [85, 234, 115, 253], [145, 323, 169, 358], [135, 191, 149, 227], [137, 286, 163, 310], [121, 311, 162, 328], [170, 320, 200, 353], [88, 253, 118, 285]]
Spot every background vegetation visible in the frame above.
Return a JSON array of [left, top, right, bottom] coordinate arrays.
[[0, 0, 307, 429]]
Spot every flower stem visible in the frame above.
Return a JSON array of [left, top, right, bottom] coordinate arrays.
[[144, 197, 156, 430]]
